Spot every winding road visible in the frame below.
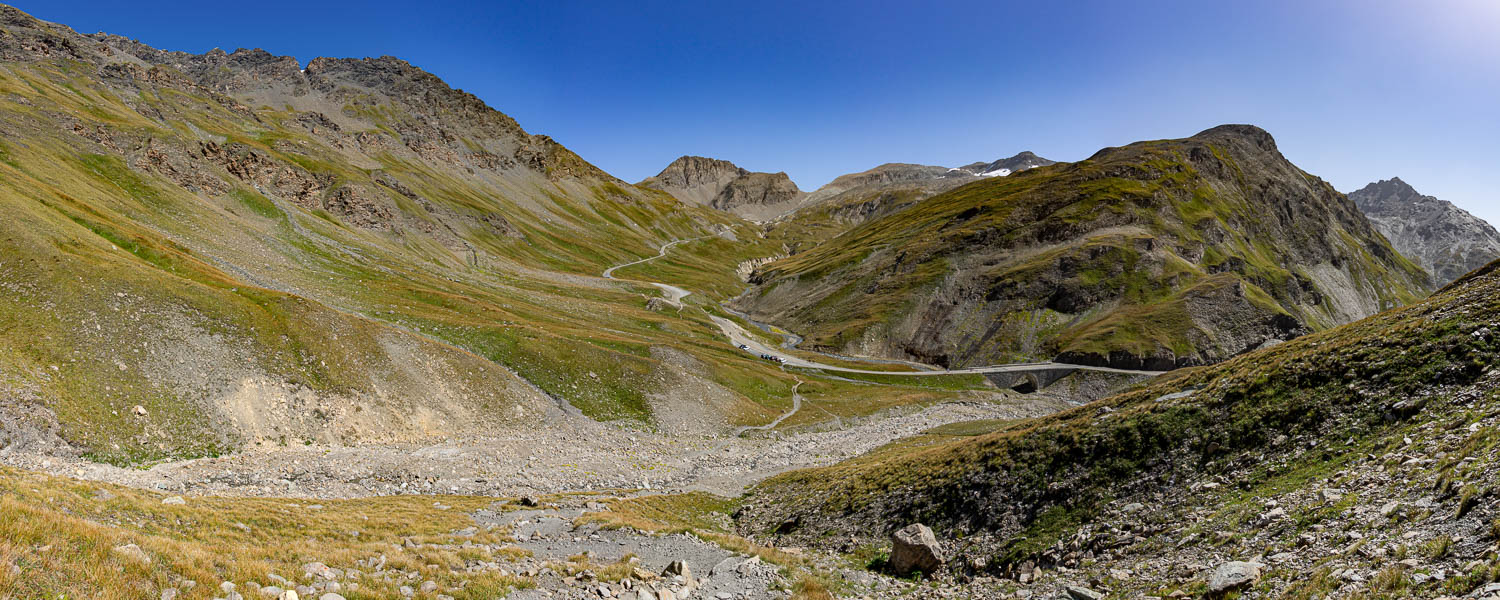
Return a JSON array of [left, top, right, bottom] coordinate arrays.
[[602, 240, 1168, 379], [602, 237, 702, 306]]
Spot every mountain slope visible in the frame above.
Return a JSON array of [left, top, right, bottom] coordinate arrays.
[[735, 125, 1431, 369], [638, 156, 805, 220], [1350, 177, 1500, 284], [774, 153, 1058, 254], [0, 4, 819, 463], [740, 257, 1500, 597]]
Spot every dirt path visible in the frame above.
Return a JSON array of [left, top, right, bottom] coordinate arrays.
[[731, 381, 801, 437], [601, 238, 702, 307]]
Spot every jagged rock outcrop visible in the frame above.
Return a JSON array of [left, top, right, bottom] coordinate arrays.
[[736, 125, 1430, 370], [1349, 177, 1500, 284]]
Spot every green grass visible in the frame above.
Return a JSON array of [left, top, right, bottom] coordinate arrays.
[[228, 188, 282, 220], [747, 257, 1498, 566]]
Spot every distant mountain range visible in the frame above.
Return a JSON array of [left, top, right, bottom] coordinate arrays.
[[639, 152, 1054, 222], [1350, 177, 1500, 284]]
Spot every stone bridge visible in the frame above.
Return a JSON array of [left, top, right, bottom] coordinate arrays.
[[983, 367, 1081, 393]]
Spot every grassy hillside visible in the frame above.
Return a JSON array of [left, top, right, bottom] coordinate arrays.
[[741, 259, 1500, 596], [0, 5, 992, 464], [737, 125, 1430, 370]]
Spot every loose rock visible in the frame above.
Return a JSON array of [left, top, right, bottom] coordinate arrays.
[[1208, 561, 1263, 593]]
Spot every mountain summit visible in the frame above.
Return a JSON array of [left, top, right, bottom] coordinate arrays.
[[638, 156, 804, 220], [1349, 177, 1500, 284], [637, 155, 748, 204]]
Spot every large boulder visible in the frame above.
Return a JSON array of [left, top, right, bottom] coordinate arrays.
[[1208, 561, 1263, 593], [889, 523, 945, 576]]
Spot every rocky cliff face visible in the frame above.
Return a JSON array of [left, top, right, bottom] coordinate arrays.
[[710, 171, 804, 219], [638, 156, 804, 220], [1349, 177, 1500, 284], [736, 125, 1431, 370]]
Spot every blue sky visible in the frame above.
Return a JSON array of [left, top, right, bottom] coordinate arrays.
[[16, 0, 1500, 224]]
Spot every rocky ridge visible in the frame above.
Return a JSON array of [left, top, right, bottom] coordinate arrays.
[[1350, 177, 1500, 284]]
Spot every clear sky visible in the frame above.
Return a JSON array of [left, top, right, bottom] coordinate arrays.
[[14, 0, 1500, 224]]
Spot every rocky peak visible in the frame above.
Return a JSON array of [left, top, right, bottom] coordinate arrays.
[[182, 47, 307, 93], [1349, 177, 1422, 212], [84, 25, 606, 181], [0, 4, 38, 28], [1350, 178, 1500, 284], [640, 155, 748, 191], [637, 155, 805, 218], [0, 5, 92, 62], [799, 163, 960, 208]]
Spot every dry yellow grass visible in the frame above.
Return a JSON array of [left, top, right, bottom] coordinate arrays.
[[792, 575, 835, 600], [0, 467, 530, 599]]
